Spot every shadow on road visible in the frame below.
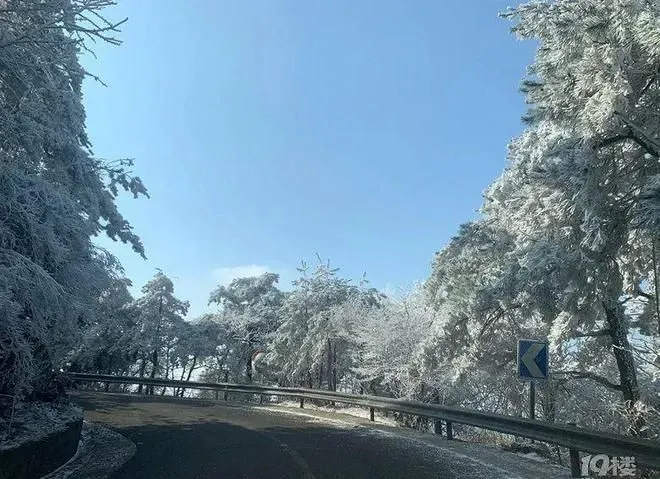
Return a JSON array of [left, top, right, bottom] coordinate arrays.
[[72, 391, 226, 410], [111, 421, 312, 479], [108, 420, 469, 479]]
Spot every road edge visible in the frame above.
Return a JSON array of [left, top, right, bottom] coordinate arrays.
[[42, 421, 136, 479]]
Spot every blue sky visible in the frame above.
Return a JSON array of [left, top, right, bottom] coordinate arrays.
[[83, 1, 536, 318]]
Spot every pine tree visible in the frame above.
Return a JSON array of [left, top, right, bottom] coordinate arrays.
[[131, 272, 188, 394], [0, 0, 147, 400]]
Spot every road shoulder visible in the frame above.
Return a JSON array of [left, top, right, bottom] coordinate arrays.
[[43, 421, 136, 479], [258, 403, 572, 479]]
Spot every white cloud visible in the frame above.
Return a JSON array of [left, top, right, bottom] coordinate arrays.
[[211, 264, 271, 286]]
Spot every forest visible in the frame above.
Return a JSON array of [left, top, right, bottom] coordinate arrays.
[[0, 0, 658, 450]]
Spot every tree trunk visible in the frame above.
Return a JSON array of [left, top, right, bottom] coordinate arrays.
[[147, 293, 165, 395], [137, 356, 146, 394], [186, 356, 197, 382], [148, 347, 158, 395], [246, 349, 253, 384], [327, 338, 333, 392], [161, 343, 171, 396], [174, 362, 187, 397], [600, 254, 644, 435], [332, 345, 338, 392], [540, 380, 561, 423], [603, 300, 644, 435], [180, 356, 197, 397]]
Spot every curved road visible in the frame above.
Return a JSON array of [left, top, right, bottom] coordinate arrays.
[[72, 392, 570, 479]]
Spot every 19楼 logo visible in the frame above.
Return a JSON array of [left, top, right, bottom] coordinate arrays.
[[581, 455, 637, 477]]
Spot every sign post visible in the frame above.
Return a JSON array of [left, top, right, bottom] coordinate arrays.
[[517, 339, 549, 421]]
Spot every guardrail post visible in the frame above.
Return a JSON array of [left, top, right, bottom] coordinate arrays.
[[569, 449, 581, 478], [433, 419, 442, 435], [567, 422, 581, 478], [299, 397, 304, 408], [214, 390, 218, 400], [369, 407, 375, 422], [446, 421, 453, 440], [433, 393, 442, 435]]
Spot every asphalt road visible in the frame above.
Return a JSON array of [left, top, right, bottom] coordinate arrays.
[[71, 391, 570, 479]]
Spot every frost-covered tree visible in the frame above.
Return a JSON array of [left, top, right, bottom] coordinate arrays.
[[131, 272, 188, 394], [170, 317, 224, 396], [208, 272, 285, 382], [497, 0, 660, 434], [301, 295, 366, 392], [67, 277, 139, 378], [421, 222, 535, 413], [355, 286, 434, 399], [195, 313, 234, 382], [268, 258, 382, 389], [0, 0, 147, 400], [421, 0, 660, 436]]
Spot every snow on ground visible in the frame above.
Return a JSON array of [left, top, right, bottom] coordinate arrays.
[[355, 426, 570, 479], [517, 451, 551, 463], [265, 402, 572, 478], [257, 406, 361, 429], [0, 400, 82, 450], [43, 421, 136, 479], [270, 400, 562, 467], [272, 399, 399, 427]]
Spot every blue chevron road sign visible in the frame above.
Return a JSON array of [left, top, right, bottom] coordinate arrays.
[[517, 339, 549, 380]]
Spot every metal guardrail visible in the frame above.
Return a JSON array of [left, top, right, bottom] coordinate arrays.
[[66, 373, 660, 473]]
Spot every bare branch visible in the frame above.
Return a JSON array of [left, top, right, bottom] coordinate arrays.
[[83, 69, 107, 87], [555, 370, 623, 391], [619, 295, 635, 305], [0, 1, 126, 49], [635, 288, 654, 301], [613, 112, 660, 157], [596, 133, 633, 149], [639, 67, 658, 98], [572, 329, 610, 338], [479, 303, 522, 337]]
